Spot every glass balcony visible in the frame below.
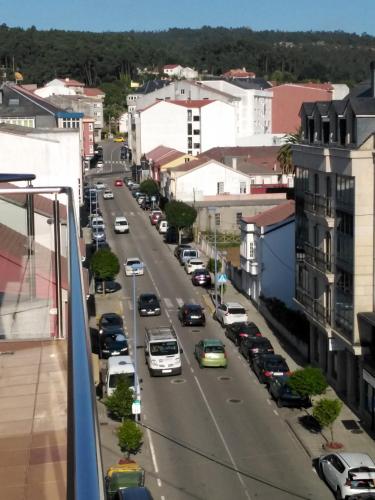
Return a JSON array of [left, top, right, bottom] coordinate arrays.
[[304, 192, 335, 221], [0, 175, 104, 499], [295, 286, 331, 327], [304, 242, 333, 277]]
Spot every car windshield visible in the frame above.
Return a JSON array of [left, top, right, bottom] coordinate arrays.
[[141, 295, 158, 304], [103, 336, 127, 350], [108, 373, 134, 389], [101, 315, 122, 326], [150, 341, 178, 356], [127, 260, 140, 266], [204, 345, 224, 353], [187, 305, 201, 312], [117, 220, 127, 225], [265, 359, 288, 371], [184, 251, 197, 257], [239, 324, 259, 334], [228, 307, 246, 315]]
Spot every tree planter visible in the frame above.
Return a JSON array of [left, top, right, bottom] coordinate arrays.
[[322, 441, 344, 452]]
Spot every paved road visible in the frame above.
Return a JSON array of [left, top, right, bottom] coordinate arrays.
[[93, 173, 332, 500]]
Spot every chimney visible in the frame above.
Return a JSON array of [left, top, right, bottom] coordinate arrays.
[[232, 157, 237, 170], [371, 62, 375, 98]]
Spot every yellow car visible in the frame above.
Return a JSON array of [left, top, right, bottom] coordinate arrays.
[[113, 137, 125, 143]]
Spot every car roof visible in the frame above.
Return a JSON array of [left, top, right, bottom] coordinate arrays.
[[184, 303, 202, 309], [115, 216, 128, 221], [335, 453, 375, 468], [202, 339, 224, 346], [127, 257, 140, 262], [140, 293, 157, 299], [224, 302, 245, 308]]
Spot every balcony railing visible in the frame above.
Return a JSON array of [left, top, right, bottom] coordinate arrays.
[[305, 192, 335, 218], [0, 179, 104, 499], [295, 286, 331, 326], [304, 242, 333, 274]]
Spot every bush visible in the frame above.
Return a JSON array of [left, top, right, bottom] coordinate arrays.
[[287, 367, 328, 397], [117, 419, 143, 459], [104, 377, 134, 420]]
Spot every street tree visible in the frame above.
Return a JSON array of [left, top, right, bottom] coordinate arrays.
[[104, 376, 134, 420], [287, 366, 328, 397], [140, 179, 159, 196], [165, 200, 197, 244], [313, 398, 343, 443], [117, 419, 143, 459], [90, 249, 120, 281]]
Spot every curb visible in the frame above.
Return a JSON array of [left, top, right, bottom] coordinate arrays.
[[202, 294, 215, 315], [285, 418, 315, 460]]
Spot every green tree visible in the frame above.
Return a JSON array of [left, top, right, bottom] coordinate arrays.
[[117, 419, 143, 459], [207, 257, 222, 273], [313, 398, 343, 443], [277, 129, 302, 175], [140, 179, 159, 196], [165, 200, 197, 244], [287, 366, 328, 397], [104, 377, 134, 420], [90, 249, 120, 280]]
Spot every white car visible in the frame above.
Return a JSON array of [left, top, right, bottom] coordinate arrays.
[[318, 452, 375, 499], [96, 160, 104, 170], [124, 257, 144, 276], [90, 217, 105, 231], [215, 302, 248, 326], [114, 216, 129, 234], [184, 258, 205, 275], [103, 189, 114, 199], [95, 181, 106, 190]]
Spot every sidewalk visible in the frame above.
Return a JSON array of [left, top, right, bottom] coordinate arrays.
[[197, 248, 375, 461]]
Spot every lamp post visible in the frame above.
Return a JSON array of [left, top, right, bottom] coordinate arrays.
[[130, 263, 143, 422], [208, 207, 218, 313]]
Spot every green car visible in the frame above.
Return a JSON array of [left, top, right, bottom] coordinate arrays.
[[194, 339, 228, 368]]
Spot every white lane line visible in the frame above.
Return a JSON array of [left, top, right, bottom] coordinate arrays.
[[146, 427, 159, 474], [130, 211, 135, 216], [176, 298, 184, 307], [164, 298, 173, 309], [273, 409, 279, 416], [312, 467, 317, 474], [161, 496, 166, 500], [267, 399, 271, 405], [194, 376, 252, 500], [157, 478, 162, 487], [128, 300, 134, 310]]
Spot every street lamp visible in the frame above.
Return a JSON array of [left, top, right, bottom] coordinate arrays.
[[130, 263, 144, 422], [208, 206, 218, 313]]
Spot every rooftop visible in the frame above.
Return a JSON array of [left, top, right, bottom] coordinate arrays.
[[242, 200, 295, 227]]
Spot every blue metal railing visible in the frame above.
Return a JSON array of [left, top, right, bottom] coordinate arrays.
[[0, 181, 104, 499]]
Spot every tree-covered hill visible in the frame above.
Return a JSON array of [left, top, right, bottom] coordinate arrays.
[[0, 23, 374, 86]]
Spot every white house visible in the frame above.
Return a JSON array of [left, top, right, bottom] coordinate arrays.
[[240, 200, 295, 307], [0, 125, 82, 218], [163, 64, 183, 77], [133, 99, 236, 163], [181, 67, 199, 79]]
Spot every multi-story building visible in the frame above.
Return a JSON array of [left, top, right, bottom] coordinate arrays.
[[293, 64, 375, 426]]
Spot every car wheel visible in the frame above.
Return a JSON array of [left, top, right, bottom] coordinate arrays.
[[277, 398, 283, 408]]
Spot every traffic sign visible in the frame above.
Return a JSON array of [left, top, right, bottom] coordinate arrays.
[[132, 400, 141, 415], [217, 273, 228, 284]]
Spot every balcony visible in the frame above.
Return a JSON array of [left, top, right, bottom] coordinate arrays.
[[0, 176, 104, 499], [295, 286, 331, 328], [240, 255, 259, 275], [304, 242, 334, 282], [304, 192, 335, 226]]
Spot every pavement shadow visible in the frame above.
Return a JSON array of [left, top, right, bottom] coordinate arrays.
[[298, 414, 322, 434]]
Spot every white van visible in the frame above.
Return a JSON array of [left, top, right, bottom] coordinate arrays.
[[179, 248, 198, 266], [158, 220, 168, 234], [145, 326, 182, 376], [103, 355, 135, 397], [114, 216, 129, 234]]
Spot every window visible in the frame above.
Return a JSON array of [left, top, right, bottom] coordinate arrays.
[[215, 213, 221, 226], [322, 120, 330, 144], [9, 98, 19, 106], [187, 150, 192, 155], [193, 143, 200, 149], [193, 129, 200, 135], [250, 177, 256, 185], [240, 182, 246, 194], [187, 110, 192, 122], [184, 157, 190, 163], [187, 123, 192, 135], [193, 116, 200, 121], [188, 137, 192, 149], [339, 118, 347, 145], [217, 182, 224, 194], [249, 241, 255, 259], [236, 212, 242, 225], [181, 89, 185, 95]]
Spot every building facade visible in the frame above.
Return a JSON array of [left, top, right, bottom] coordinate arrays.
[[293, 65, 375, 425]]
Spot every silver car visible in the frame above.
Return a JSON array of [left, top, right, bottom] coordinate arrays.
[[318, 452, 375, 499]]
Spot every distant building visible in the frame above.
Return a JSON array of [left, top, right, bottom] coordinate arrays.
[[163, 64, 183, 77], [222, 68, 256, 79]]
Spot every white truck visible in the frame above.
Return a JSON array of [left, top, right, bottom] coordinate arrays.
[[145, 326, 182, 376]]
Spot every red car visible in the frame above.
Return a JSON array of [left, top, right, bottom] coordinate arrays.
[[114, 179, 123, 187], [150, 211, 162, 225]]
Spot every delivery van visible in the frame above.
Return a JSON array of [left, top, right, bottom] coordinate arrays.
[[144, 326, 182, 376]]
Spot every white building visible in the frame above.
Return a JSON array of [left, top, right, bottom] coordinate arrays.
[[163, 64, 183, 77], [240, 200, 295, 307], [0, 125, 82, 218], [181, 67, 199, 79], [133, 99, 236, 163]]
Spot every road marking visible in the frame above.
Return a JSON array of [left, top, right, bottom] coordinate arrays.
[[157, 478, 162, 487], [190, 367, 194, 373], [130, 211, 135, 216], [176, 298, 184, 307], [128, 301, 134, 310], [267, 399, 271, 405], [146, 427, 159, 474], [163, 298, 173, 308], [193, 375, 252, 499], [312, 467, 317, 474], [273, 409, 279, 416], [161, 496, 165, 500]]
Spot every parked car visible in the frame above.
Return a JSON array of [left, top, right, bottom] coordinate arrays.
[[138, 293, 161, 316], [252, 353, 290, 385], [150, 210, 163, 225], [239, 336, 274, 364], [92, 229, 106, 242], [132, 189, 145, 199], [268, 376, 310, 408], [99, 331, 128, 359], [178, 304, 205, 326], [184, 258, 205, 275], [98, 313, 123, 333], [114, 179, 123, 187], [194, 339, 227, 368], [96, 161, 104, 170], [124, 257, 144, 276], [214, 302, 248, 326], [103, 188, 114, 200], [114, 216, 129, 234], [157, 219, 168, 234], [91, 240, 111, 253], [95, 279, 121, 294], [140, 198, 153, 211], [129, 182, 140, 191], [179, 248, 199, 266], [174, 244, 191, 259], [318, 452, 375, 500], [225, 322, 262, 346], [95, 180, 106, 190], [191, 269, 212, 287]]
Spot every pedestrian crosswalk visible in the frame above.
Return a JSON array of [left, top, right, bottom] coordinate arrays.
[[126, 297, 197, 311]]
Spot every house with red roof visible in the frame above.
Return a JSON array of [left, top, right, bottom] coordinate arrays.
[[133, 99, 236, 163], [240, 200, 295, 307], [222, 68, 256, 79]]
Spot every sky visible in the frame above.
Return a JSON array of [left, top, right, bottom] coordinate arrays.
[[0, 0, 373, 36]]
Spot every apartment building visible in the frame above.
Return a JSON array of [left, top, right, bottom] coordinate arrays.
[[293, 63, 375, 426]]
